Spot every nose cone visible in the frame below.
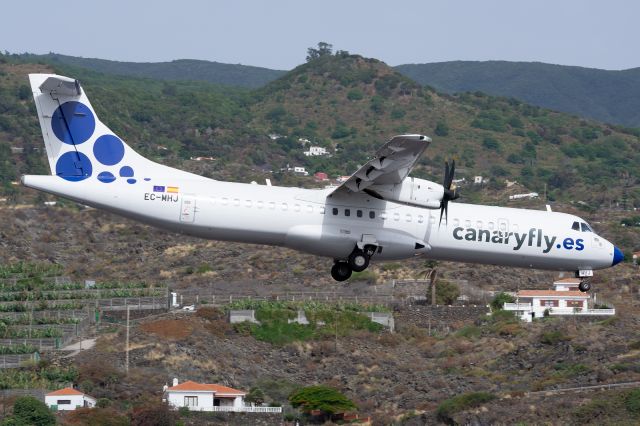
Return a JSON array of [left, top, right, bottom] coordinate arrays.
[[612, 246, 624, 266]]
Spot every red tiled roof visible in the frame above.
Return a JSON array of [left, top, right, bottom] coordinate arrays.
[[46, 387, 84, 396], [167, 380, 245, 396], [517, 290, 588, 298]]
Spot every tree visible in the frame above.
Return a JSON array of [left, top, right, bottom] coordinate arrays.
[[306, 42, 333, 62], [6, 396, 55, 426], [491, 292, 515, 310], [434, 121, 449, 137], [245, 386, 266, 405], [426, 279, 460, 305], [289, 385, 356, 418]]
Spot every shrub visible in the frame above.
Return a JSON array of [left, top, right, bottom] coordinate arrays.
[[455, 325, 482, 339], [131, 402, 177, 426], [540, 330, 571, 345], [289, 385, 356, 417], [434, 121, 449, 137], [346, 89, 364, 101], [491, 292, 515, 310], [436, 392, 496, 423], [11, 396, 55, 425], [626, 388, 640, 414]]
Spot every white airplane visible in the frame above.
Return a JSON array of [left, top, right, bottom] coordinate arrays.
[[21, 74, 623, 290]]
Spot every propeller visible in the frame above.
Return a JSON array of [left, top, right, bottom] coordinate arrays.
[[439, 160, 460, 226]]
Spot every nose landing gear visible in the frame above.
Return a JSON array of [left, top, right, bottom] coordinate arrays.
[[576, 269, 593, 292], [578, 279, 591, 293]]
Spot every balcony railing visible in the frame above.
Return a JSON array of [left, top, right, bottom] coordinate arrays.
[[503, 303, 532, 311], [211, 406, 282, 413], [549, 308, 615, 316]]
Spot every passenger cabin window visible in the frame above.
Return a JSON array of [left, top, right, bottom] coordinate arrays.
[[320, 207, 325, 214], [381, 212, 388, 220], [257, 201, 264, 209], [306, 205, 313, 213], [281, 203, 288, 211], [369, 211, 375, 219], [581, 222, 592, 232], [345, 209, 350, 217], [233, 198, 240, 206], [394, 213, 400, 221], [357, 210, 363, 218], [332, 208, 338, 216], [268, 202, 275, 210], [294, 204, 300, 212], [572, 221, 580, 231], [418, 215, 424, 223]]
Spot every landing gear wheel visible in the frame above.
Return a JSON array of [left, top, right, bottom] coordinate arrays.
[[331, 262, 352, 282], [578, 280, 591, 292], [348, 250, 370, 272]]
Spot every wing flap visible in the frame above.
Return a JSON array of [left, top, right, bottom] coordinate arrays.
[[330, 134, 431, 197]]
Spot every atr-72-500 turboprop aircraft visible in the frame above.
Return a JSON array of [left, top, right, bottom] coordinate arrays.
[[21, 74, 624, 288]]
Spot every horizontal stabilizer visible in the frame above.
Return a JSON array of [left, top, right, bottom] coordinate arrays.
[[39, 76, 81, 97]]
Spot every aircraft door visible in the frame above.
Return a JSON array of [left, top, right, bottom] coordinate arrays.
[[180, 195, 196, 223]]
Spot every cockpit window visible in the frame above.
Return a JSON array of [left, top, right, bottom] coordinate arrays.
[[572, 221, 580, 231], [581, 222, 592, 232]]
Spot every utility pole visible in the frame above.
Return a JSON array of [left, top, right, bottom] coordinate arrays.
[[125, 305, 130, 374]]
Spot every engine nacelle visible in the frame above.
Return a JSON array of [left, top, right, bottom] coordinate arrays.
[[369, 177, 444, 209]]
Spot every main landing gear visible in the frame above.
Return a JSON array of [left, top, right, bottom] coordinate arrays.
[[578, 279, 591, 293], [331, 245, 377, 282]]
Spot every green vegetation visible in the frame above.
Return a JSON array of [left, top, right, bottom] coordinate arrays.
[[436, 392, 496, 423], [0, 365, 78, 390], [396, 60, 640, 127], [540, 330, 571, 345], [0, 344, 38, 355], [491, 292, 515, 310], [289, 385, 356, 417], [426, 280, 460, 305], [226, 300, 386, 345], [2, 396, 55, 425]]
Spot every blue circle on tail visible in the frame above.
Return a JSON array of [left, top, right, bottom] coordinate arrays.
[[119, 166, 134, 177], [55, 151, 93, 182], [94, 135, 125, 165], [97, 171, 116, 183], [51, 102, 95, 145]]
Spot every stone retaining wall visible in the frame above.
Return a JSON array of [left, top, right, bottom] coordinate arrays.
[[182, 412, 282, 426], [396, 305, 490, 332]]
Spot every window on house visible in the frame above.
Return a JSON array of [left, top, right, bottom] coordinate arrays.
[[345, 209, 350, 217], [57, 400, 71, 405], [357, 210, 363, 218], [184, 396, 198, 407], [369, 211, 375, 219], [332, 208, 338, 216]]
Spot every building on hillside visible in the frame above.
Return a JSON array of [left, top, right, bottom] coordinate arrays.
[[304, 146, 329, 156], [474, 176, 483, 184], [163, 379, 281, 413], [45, 388, 96, 411], [509, 192, 539, 201], [314, 172, 329, 181], [293, 166, 308, 176], [503, 278, 615, 322]]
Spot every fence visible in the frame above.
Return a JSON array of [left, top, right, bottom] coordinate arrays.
[[0, 353, 40, 369], [0, 314, 93, 351], [210, 406, 282, 413], [0, 310, 90, 320], [177, 292, 399, 307]]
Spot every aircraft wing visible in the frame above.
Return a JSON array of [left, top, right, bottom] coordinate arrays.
[[331, 134, 431, 196]]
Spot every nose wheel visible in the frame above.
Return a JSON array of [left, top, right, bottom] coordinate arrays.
[[578, 279, 591, 293]]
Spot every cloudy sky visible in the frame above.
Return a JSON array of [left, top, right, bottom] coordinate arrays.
[[1, 0, 638, 70]]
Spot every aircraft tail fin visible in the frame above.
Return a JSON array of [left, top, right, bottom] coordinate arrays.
[[29, 74, 194, 184]]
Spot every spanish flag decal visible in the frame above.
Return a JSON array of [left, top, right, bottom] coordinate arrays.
[[167, 186, 179, 193]]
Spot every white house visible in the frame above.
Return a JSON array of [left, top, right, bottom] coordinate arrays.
[[45, 387, 96, 411], [293, 166, 308, 176], [164, 379, 282, 413], [509, 192, 539, 201], [165, 379, 245, 411], [474, 176, 483, 184], [503, 278, 615, 322], [304, 146, 329, 156]]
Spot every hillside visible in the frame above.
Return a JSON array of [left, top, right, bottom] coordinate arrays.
[[21, 53, 286, 88], [1, 51, 640, 208], [396, 61, 640, 128]]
